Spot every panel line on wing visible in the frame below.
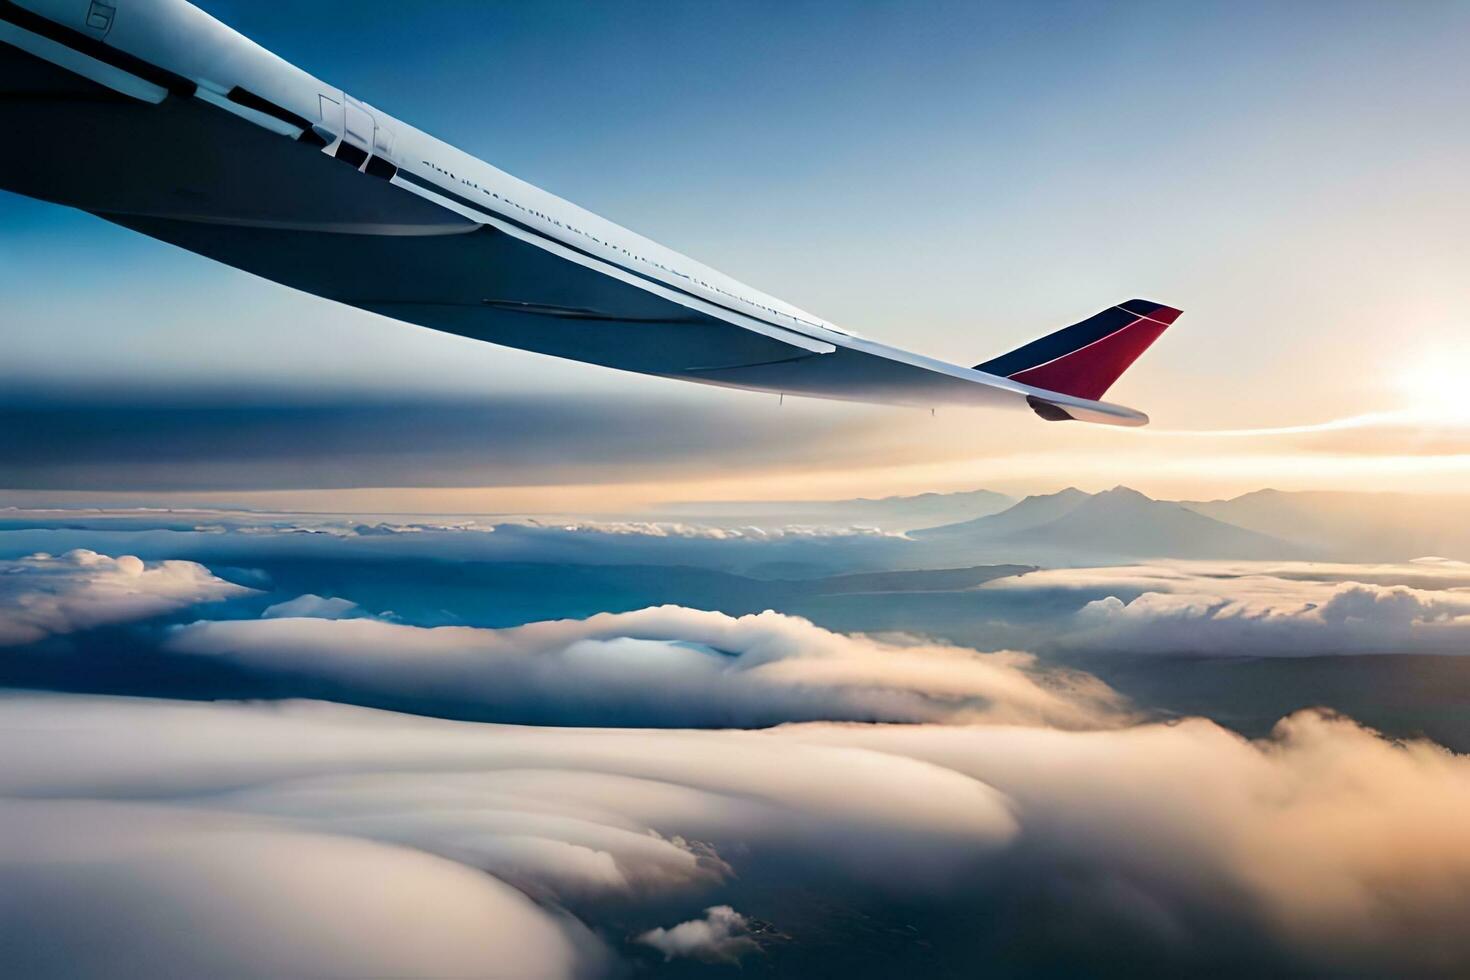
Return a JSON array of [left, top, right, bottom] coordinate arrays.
[[0, 0, 194, 96], [0, 18, 165, 102], [681, 353, 822, 372], [389, 172, 836, 355], [391, 169, 837, 350]]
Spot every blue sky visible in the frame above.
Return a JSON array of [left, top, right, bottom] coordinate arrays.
[[4, 0, 1468, 505]]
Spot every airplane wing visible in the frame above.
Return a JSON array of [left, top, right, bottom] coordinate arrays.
[[0, 0, 1179, 426]]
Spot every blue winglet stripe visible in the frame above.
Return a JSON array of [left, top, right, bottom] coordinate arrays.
[[976, 305, 1141, 377]]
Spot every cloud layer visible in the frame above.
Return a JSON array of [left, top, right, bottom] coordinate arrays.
[[984, 560, 1470, 656], [0, 796, 604, 980], [168, 605, 1121, 728], [0, 516, 915, 579], [5, 544, 1470, 974], [4, 694, 1470, 977]]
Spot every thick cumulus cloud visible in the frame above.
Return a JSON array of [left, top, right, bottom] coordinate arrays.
[[636, 905, 759, 963], [0, 549, 252, 646], [4, 694, 1470, 977], [167, 606, 1121, 728], [981, 560, 1470, 656]]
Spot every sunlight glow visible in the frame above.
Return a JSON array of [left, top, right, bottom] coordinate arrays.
[[1395, 345, 1470, 425]]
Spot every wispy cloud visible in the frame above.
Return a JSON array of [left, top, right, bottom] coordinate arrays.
[[1145, 409, 1409, 439], [1147, 408, 1470, 461]]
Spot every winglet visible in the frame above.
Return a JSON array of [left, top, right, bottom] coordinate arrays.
[[976, 300, 1180, 401]]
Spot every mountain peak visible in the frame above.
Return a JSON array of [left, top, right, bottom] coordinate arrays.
[[917, 485, 1091, 538], [1098, 485, 1153, 502], [1025, 486, 1088, 503], [911, 482, 1300, 559]]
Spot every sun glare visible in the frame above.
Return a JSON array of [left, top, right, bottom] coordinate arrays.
[[1395, 346, 1470, 423]]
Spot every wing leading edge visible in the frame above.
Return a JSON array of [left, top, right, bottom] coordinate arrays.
[[0, 0, 1178, 427]]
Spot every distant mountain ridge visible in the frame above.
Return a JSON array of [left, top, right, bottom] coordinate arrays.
[[659, 484, 1469, 564], [914, 485, 1301, 563], [1181, 488, 1470, 561], [656, 488, 1016, 532], [918, 486, 1090, 538]]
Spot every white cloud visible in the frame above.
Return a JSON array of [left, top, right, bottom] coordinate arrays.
[[636, 905, 759, 963], [0, 696, 1018, 881], [982, 559, 1470, 596], [516, 518, 901, 540], [0, 549, 252, 646], [0, 515, 915, 579], [796, 709, 1470, 975], [981, 560, 1470, 656], [232, 520, 496, 537], [166, 606, 1122, 728], [262, 593, 363, 620], [3, 694, 1470, 976], [0, 797, 604, 980]]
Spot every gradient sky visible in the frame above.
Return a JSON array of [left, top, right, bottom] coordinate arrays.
[[4, 0, 1469, 509]]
